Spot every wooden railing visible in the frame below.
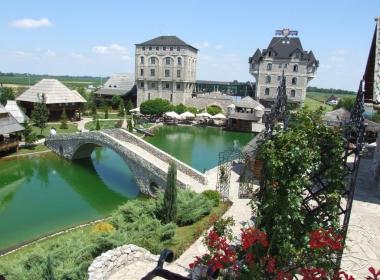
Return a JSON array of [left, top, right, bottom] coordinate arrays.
[[0, 139, 19, 152]]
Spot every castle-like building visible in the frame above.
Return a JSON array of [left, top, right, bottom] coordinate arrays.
[[135, 36, 198, 106], [249, 29, 319, 107]]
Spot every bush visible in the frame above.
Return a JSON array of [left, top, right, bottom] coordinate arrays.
[[176, 190, 213, 226], [202, 190, 221, 206], [115, 120, 123, 128], [207, 105, 222, 116], [140, 98, 173, 116]]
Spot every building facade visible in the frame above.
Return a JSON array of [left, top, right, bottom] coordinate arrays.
[[249, 29, 318, 107], [135, 36, 198, 106]]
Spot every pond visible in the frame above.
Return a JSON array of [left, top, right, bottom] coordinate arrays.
[[0, 148, 139, 252], [146, 126, 254, 172], [0, 126, 254, 252]]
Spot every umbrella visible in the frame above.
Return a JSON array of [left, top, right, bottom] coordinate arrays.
[[180, 111, 195, 118], [129, 107, 140, 113], [196, 112, 212, 118], [211, 113, 226, 119], [164, 111, 181, 119]]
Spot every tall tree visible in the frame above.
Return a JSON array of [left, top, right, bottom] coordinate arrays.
[[23, 121, 38, 144], [125, 100, 133, 115], [104, 105, 109, 119], [31, 94, 49, 135], [0, 87, 15, 105], [59, 108, 68, 129], [163, 161, 177, 223]]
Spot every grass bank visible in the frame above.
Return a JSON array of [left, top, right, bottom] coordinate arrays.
[[32, 123, 78, 138]]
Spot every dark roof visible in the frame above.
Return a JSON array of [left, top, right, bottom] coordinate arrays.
[[136, 36, 198, 52], [250, 36, 318, 66], [96, 74, 136, 96]]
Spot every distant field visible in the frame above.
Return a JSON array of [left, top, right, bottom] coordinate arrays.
[[304, 97, 333, 111], [0, 74, 104, 88], [306, 91, 356, 102]]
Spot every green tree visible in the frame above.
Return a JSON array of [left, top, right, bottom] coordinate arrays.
[[163, 162, 177, 223], [31, 94, 49, 135], [207, 105, 222, 116], [111, 96, 122, 109], [95, 118, 101, 130], [335, 96, 355, 111], [140, 98, 173, 116], [59, 108, 68, 129], [125, 100, 133, 115], [0, 87, 15, 105], [174, 103, 187, 114], [127, 119, 133, 132], [23, 121, 38, 144], [118, 101, 125, 117], [104, 105, 109, 119]]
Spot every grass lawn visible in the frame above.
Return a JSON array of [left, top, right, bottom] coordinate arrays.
[[14, 144, 49, 156], [32, 123, 78, 138], [85, 119, 122, 131], [306, 91, 356, 103], [304, 97, 333, 112]]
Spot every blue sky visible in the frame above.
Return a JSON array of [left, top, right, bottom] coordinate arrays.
[[0, 0, 379, 91]]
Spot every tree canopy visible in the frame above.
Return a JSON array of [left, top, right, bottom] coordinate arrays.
[[0, 87, 15, 105], [31, 94, 49, 135], [140, 98, 173, 116]]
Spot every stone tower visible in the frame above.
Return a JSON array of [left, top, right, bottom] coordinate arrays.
[[249, 29, 319, 108], [135, 36, 198, 106]]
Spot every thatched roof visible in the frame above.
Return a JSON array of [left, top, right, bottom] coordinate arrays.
[[16, 79, 86, 104], [97, 73, 135, 96], [235, 96, 265, 110], [5, 101, 29, 123], [0, 104, 24, 134]]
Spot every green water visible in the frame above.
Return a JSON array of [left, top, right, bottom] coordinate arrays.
[[0, 126, 254, 251], [146, 126, 254, 172], [0, 148, 139, 251]]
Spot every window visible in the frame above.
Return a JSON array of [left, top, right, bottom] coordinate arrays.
[[177, 47, 180, 51], [177, 57, 182, 65], [151, 82, 155, 88], [165, 83, 170, 89], [165, 69, 170, 77], [140, 56, 144, 64], [177, 70, 181, 78], [265, 88, 270, 95], [284, 64, 288, 68], [149, 46, 152, 50], [163, 46, 166, 51], [176, 83, 181, 90], [268, 51, 272, 57], [277, 76, 281, 81], [266, 76, 271, 83], [165, 57, 171, 65], [267, 63, 272, 70], [150, 57, 156, 64], [156, 46, 159, 51], [140, 69, 144, 76], [150, 69, 155, 76], [140, 82, 144, 88], [170, 47, 173, 51], [292, 77, 297, 85], [295, 52, 300, 59], [291, 90, 296, 97], [293, 64, 298, 72]]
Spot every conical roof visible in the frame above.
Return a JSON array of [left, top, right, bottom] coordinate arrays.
[[5, 100, 29, 123], [17, 79, 86, 104]]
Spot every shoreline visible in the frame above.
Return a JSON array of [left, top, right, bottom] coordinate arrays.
[[0, 217, 109, 257], [1, 149, 51, 160]]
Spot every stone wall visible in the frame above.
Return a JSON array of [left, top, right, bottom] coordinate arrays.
[[88, 244, 159, 280], [185, 93, 234, 113]]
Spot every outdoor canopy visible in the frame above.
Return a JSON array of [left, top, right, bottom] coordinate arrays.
[[180, 111, 195, 118], [196, 112, 212, 118], [164, 111, 181, 119], [211, 113, 226, 119]]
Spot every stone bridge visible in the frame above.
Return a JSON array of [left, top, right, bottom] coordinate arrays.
[[45, 129, 207, 195]]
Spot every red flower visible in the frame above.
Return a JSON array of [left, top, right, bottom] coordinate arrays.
[[275, 270, 292, 280], [245, 252, 254, 265], [309, 228, 343, 251], [300, 267, 327, 280], [241, 227, 268, 250], [333, 271, 355, 280], [267, 256, 276, 273], [367, 267, 380, 280]]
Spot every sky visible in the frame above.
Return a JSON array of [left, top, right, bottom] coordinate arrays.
[[0, 0, 379, 91]]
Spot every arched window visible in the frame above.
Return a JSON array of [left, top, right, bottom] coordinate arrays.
[[165, 57, 171, 65], [150, 57, 156, 64], [267, 63, 272, 70], [265, 88, 270, 95], [290, 90, 296, 97], [292, 77, 297, 85], [140, 56, 144, 64], [177, 57, 182, 65], [266, 76, 271, 83], [293, 64, 298, 72]]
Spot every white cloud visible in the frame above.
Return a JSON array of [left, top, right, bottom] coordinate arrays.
[[45, 50, 56, 57], [92, 44, 128, 55], [194, 42, 210, 49], [10, 18, 52, 29]]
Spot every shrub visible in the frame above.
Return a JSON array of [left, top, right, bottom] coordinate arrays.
[[140, 98, 173, 116], [207, 105, 222, 116], [59, 108, 68, 129], [162, 162, 177, 223], [92, 222, 115, 233], [176, 190, 213, 226], [202, 190, 221, 206], [115, 120, 123, 128]]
